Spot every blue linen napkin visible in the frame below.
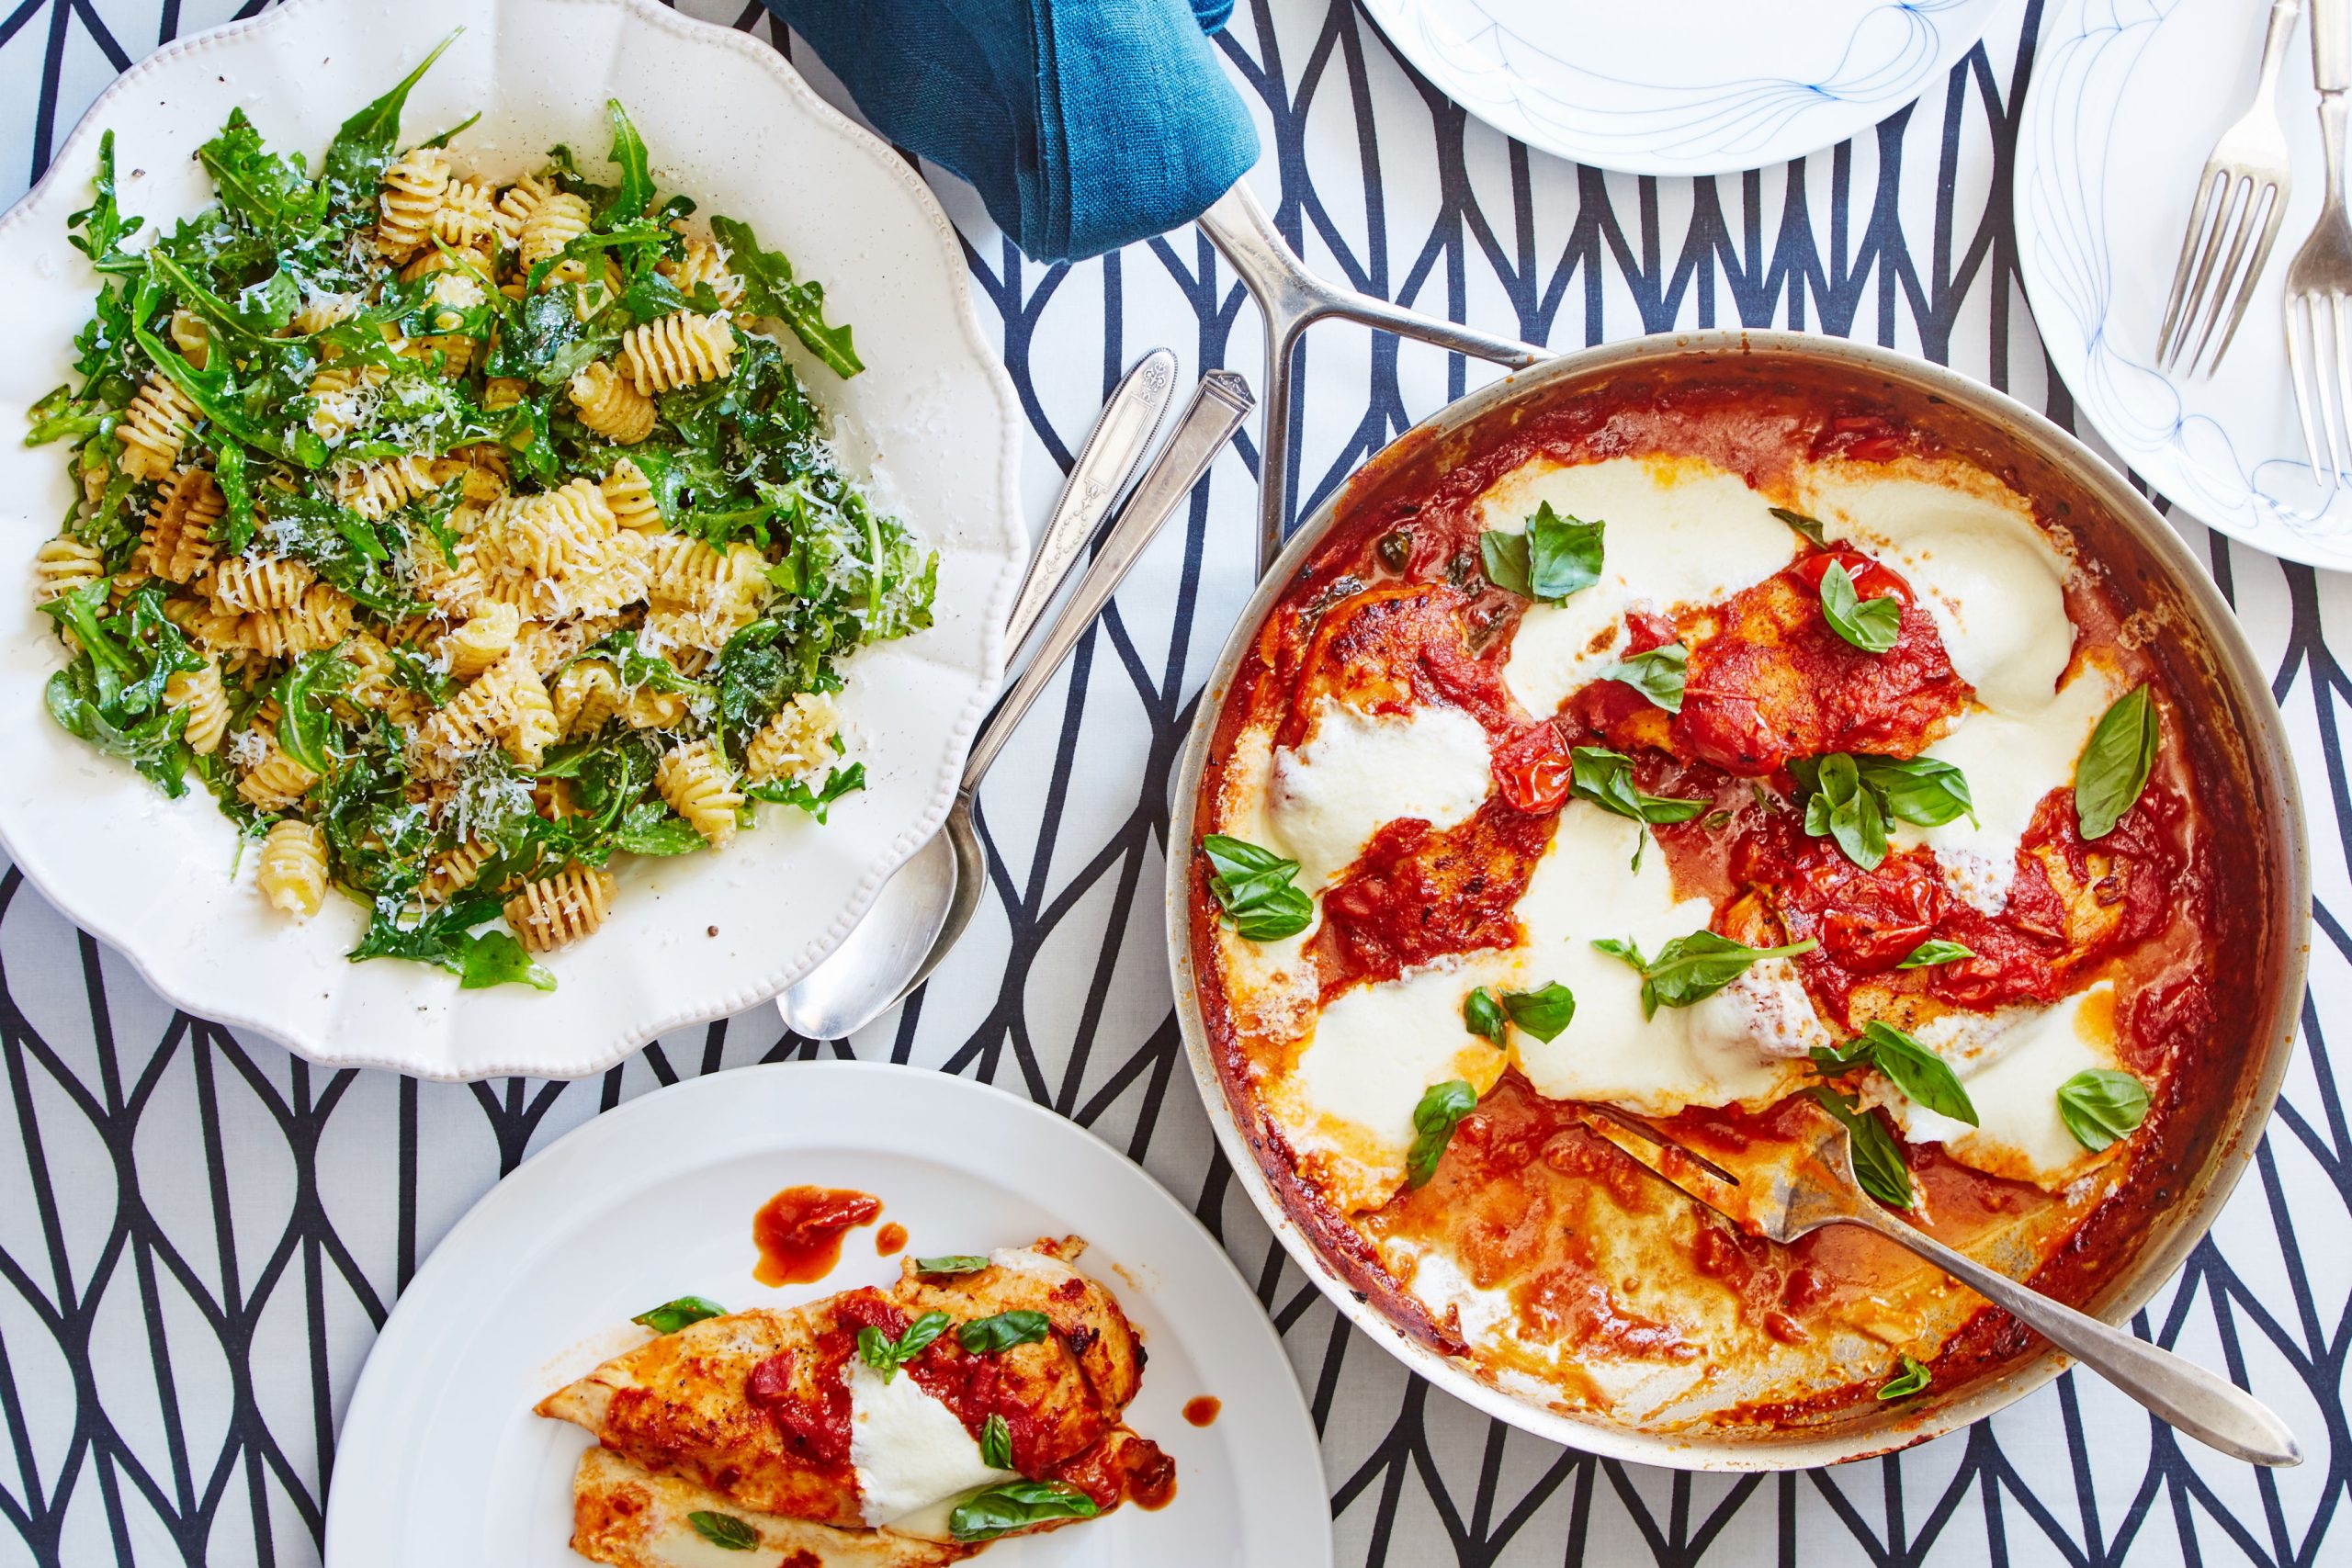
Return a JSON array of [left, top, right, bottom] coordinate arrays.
[[763, 0, 1259, 263]]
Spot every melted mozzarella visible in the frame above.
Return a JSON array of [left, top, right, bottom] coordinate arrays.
[[1891, 664, 2118, 914], [1268, 954, 1516, 1213], [1798, 460, 2074, 716], [1510, 802, 1809, 1113], [1881, 982, 2123, 1189], [843, 1356, 1012, 1529], [1491, 456, 1797, 716], [1269, 696, 1492, 888]]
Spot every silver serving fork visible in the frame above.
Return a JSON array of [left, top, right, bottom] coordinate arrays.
[[2286, 0, 2352, 487], [1582, 1104, 2301, 1465], [2158, 0, 2301, 376]]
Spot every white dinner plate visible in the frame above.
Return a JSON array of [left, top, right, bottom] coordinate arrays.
[[322, 1063, 1332, 1567], [2017, 0, 2352, 569], [1358, 0, 2011, 176], [0, 0, 1025, 1079]]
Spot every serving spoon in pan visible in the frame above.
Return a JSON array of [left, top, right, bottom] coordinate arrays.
[[1585, 1105, 2301, 1465], [777, 366, 1255, 1039]]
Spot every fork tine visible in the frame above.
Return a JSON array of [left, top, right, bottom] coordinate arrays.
[[2288, 299, 2333, 487], [2318, 301, 2350, 485], [2202, 181, 2285, 373], [2174, 175, 2250, 368], [2186, 178, 2265, 372], [2159, 167, 2228, 364], [2331, 295, 2352, 487]]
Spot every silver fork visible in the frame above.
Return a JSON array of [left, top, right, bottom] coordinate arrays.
[[1584, 1106, 2302, 1466], [2157, 0, 2301, 376], [2286, 0, 2352, 488]]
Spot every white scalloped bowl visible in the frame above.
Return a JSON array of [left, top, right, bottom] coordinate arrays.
[[0, 0, 1023, 1079]]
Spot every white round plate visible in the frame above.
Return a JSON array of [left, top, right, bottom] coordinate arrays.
[[1358, 0, 2009, 177], [0, 0, 1025, 1078], [2017, 0, 2351, 569], [323, 1063, 1331, 1567]]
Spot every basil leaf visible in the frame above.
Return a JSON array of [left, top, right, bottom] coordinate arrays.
[[1570, 747, 1709, 826], [1201, 833, 1314, 942], [1479, 503, 1603, 602], [1770, 506, 1827, 547], [2056, 1069, 2151, 1152], [1877, 1355, 1932, 1401], [1856, 754, 1975, 829], [979, 1412, 1014, 1471], [1464, 987, 1507, 1046], [1801, 751, 1889, 870], [1500, 982, 1576, 1043], [1406, 1079, 1477, 1190], [1524, 502, 1605, 599], [958, 1310, 1051, 1355], [1478, 529, 1532, 597], [2074, 684, 2158, 840], [632, 1296, 727, 1334], [858, 1311, 951, 1382], [1597, 641, 1688, 713], [1810, 1085, 1913, 1209], [1634, 931, 1818, 1017], [1898, 940, 1974, 968], [913, 1255, 989, 1276], [686, 1511, 760, 1551], [947, 1479, 1101, 1543], [1817, 560, 1902, 654], [1816, 1021, 1977, 1125]]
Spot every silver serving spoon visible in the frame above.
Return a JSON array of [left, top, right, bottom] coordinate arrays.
[[776, 362, 1255, 1038]]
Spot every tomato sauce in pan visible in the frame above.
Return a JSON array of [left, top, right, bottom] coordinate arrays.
[[1187, 366, 2262, 1430]]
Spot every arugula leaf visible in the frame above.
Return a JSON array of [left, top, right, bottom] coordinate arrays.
[[857, 1312, 951, 1382], [1810, 1021, 1977, 1125], [1499, 982, 1575, 1043], [197, 108, 322, 231], [67, 130, 145, 269], [276, 650, 354, 776], [1570, 747, 1708, 827], [1593, 929, 1818, 1018], [1597, 641, 1687, 713], [1406, 1079, 1477, 1190], [709, 214, 864, 376], [25, 385, 108, 448], [321, 29, 461, 203], [913, 1255, 989, 1276], [347, 898, 555, 991], [1818, 560, 1902, 654], [601, 99, 654, 221], [684, 1511, 759, 1551], [458, 929, 556, 991], [979, 1413, 1014, 1471], [744, 761, 865, 823], [1878, 1355, 1932, 1401], [45, 661, 191, 797], [612, 803, 706, 856], [632, 1296, 726, 1334], [1464, 987, 1507, 1046], [2074, 684, 2158, 840], [1897, 939, 1975, 968], [947, 1480, 1100, 1543], [1770, 505, 1827, 547], [208, 434, 256, 554], [1810, 1084, 1913, 1208], [1200, 833, 1314, 942], [957, 1310, 1051, 1354], [2056, 1069, 2151, 1152]]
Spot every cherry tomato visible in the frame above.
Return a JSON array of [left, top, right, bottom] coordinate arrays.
[[1792, 547, 1912, 607], [1493, 722, 1572, 813]]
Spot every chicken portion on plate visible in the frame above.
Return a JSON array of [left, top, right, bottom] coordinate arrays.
[[537, 1237, 1171, 1563]]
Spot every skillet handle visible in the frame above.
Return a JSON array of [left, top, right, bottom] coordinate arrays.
[[1196, 180, 1547, 574]]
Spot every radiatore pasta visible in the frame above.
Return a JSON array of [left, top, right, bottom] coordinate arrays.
[[25, 64, 930, 987]]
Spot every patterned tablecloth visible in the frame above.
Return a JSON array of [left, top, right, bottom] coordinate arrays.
[[1, 1, 2345, 1563]]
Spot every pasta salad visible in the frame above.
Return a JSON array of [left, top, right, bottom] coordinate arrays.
[[21, 39, 936, 989]]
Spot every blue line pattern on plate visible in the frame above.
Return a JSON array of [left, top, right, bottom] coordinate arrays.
[[0, 1, 2346, 1565]]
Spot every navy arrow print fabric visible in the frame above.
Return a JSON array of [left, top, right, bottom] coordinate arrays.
[[0, 2, 2346, 1565]]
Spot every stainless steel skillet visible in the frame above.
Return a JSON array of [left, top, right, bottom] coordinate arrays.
[[1160, 325, 2312, 1471]]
